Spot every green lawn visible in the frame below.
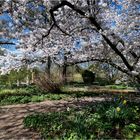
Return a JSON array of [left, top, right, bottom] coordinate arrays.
[[0, 85, 138, 106], [105, 85, 134, 90], [0, 86, 71, 105]]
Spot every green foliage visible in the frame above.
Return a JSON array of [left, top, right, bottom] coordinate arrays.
[[105, 85, 131, 89], [0, 85, 71, 105], [24, 98, 140, 139], [20, 96, 31, 103], [0, 85, 42, 97], [95, 77, 110, 86], [44, 94, 66, 100], [89, 63, 121, 85], [31, 95, 45, 102], [0, 85, 137, 107], [0, 96, 30, 105], [82, 70, 95, 84], [0, 67, 32, 88], [0, 93, 70, 105]]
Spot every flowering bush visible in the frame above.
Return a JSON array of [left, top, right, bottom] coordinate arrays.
[[103, 95, 140, 138]]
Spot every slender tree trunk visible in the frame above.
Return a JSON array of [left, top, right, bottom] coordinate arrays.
[[31, 71, 34, 83], [58, 65, 62, 82], [72, 65, 74, 82], [136, 75, 140, 84], [47, 56, 51, 79], [62, 55, 67, 83], [16, 80, 20, 87], [26, 75, 30, 85]]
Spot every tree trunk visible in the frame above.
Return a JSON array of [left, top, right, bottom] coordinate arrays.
[[31, 71, 34, 83], [62, 55, 67, 83], [26, 75, 30, 85], [16, 80, 20, 87], [47, 56, 51, 79]]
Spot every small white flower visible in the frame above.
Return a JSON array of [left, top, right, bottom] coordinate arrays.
[[67, 107, 70, 111], [132, 71, 139, 76]]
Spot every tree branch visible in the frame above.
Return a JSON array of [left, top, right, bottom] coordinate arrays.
[[133, 55, 140, 68], [49, 1, 85, 35], [101, 34, 133, 71], [67, 58, 131, 76], [49, 0, 133, 72], [0, 41, 15, 45], [34, 23, 55, 46]]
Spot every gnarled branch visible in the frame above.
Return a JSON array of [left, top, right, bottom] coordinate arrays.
[[49, 0, 133, 72]]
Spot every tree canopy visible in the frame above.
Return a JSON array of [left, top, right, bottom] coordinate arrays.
[[0, 0, 140, 82]]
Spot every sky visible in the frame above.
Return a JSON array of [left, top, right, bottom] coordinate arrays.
[[0, 12, 17, 51]]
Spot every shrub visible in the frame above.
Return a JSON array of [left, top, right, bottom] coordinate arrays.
[[0, 96, 24, 105], [82, 70, 95, 84], [25, 85, 44, 95], [34, 73, 62, 93], [95, 77, 110, 86], [31, 95, 44, 102], [20, 96, 31, 103], [106, 85, 128, 89]]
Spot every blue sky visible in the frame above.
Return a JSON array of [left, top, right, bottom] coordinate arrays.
[[0, 12, 17, 51], [0, 12, 11, 21]]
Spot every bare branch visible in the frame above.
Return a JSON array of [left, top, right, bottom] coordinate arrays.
[[49, 1, 85, 35], [66, 58, 131, 76], [101, 34, 133, 71], [133, 55, 140, 68], [34, 23, 55, 47], [0, 41, 15, 45]]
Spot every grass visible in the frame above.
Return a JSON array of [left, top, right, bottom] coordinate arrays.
[[0, 88, 29, 95], [0, 84, 98, 106], [23, 99, 140, 139], [0, 86, 41, 96], [0, 90, 103, 106], [0, 84, 138, 106], [0, 85, 71, 105], [105, 85, 134, 90], [0, 94, 70, 106]]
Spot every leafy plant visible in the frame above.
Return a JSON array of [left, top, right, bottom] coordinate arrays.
[[24, 100, 140, 139]]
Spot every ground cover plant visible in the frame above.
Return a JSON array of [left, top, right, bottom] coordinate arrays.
[[0, 94, 70, 105], [0, 84, 138, 106], [24, 95, 140, 139], [0, 85, 42, 96], [0, 85, 70, 105], [105, 85, 134, 90]]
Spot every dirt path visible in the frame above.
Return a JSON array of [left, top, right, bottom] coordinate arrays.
[[0, 97, 105, 140]]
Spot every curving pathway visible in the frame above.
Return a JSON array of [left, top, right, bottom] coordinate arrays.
[[0, 97, 105, 140]]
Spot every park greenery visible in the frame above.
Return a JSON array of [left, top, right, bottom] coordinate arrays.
[[24, 98, 140, 139], [0, 0, 140, 139]]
